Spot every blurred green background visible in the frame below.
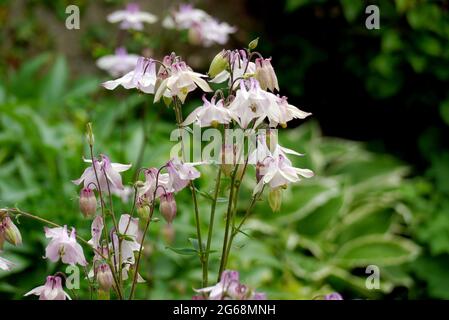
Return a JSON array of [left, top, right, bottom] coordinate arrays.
[[1, 0, 449, 299]]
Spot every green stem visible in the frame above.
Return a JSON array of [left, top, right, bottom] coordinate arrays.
[[204, 166, 222, 286]]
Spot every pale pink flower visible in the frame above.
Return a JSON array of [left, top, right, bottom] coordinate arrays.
[[103, 57, 157, 94], [96, 47, 139, 77], [72, 154, 131, 195], [271, 95, 311, 128], [112, 214, 141, 266], [155, 61, 212, 103], [182, 95, 232, 127], [25, 275, 71, 300], [172, 4, 209, 29], [166, 157, 201, 192], [107, 3, 157, 31], [88, 216, 104, 249], [255, 58, 279, 92], [137, 168, 170, 202], [44, 226, 87, 266], [0, 256, 13, 271]]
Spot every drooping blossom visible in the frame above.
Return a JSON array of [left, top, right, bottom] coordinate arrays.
[[44, 226, 87, 266], [182, 95, 232, 127], [137, 167, 170, 202], [159, 193, 177, 224], [255, 58, 279, 92], [96, 47, 139, 77], [155, 61, 212, 103], [103, 57, 157, 94], [166, 157, 201, 192], [96, 263, 114, 291], [195, 270, 266, 300], [107, 3, 158, 31], [0, 256, 13, 271], [167, 4, 236, 47], [270, 95, 311, 128], [72, 154, 131, 195], [79, 187, 97, 218], [210, 50, 256, 88], [253, 146, 314, 195], [25, 275, 70, 300], [88, 215, 104, 249]]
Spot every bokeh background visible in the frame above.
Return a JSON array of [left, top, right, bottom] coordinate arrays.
[[1, 0, 449, 299]]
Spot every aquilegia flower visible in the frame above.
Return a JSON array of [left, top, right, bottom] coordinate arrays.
[[103, 57, 157, 94], [0, 216, 22, 246], [88, 215, 104, 249], [96, 47, 139, 77], [166, 157, 201, 192], [255, 58, 279, 92], [0, 255, 13, 271], [107, 3, 157, 31], [182, 95, 232, 127], [25, 275, 71, 300], [137, 167, 171, 201], [210, 49, 256, 88], [194, 270, 266, 300], [155, 61, 212, 103], [44, 226, 87, 266], [72, 154, 131, 195]]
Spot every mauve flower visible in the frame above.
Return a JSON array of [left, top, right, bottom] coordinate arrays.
[[182, 95, 232, 127], [107, 3, 157, 31], [166, 157, 201, 192], [195, 270, 266, 300], [25, 275, 70, 300], [96, 47, 139, 77], [103, 57, 157, 94], [0, 256, 13, 271], [44, 226, 87, 266], [72, 154, 131, 195], [137, 167, 170, 201], [155, 61, 212, 103], [325, 292, 343, 300], [88, 215, 104, 249]]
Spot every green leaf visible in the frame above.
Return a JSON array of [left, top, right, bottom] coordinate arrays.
[[334, 235, 420, 267]]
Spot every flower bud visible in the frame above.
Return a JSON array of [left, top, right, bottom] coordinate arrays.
[[79, 188, 97, 218], [85, 122, 95, 146], [248, 37, 259, 50], [268, 187, 282, 213], [160, 193, 177, 224], [96, 263, 114, 291], [136, 199, 150, 220], [255, 58, 279, 92], [208, 50, 229, 78], [0, 216, 22, 246]]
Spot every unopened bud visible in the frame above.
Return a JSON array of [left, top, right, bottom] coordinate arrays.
[[248, 37, 259, 50], [0, 216, 22, 246], [208, 50, 229, 78], [86, 122, 95, 146], [79, 188, 97, 218], [268, 187, 282, 212], [255, 58, 279, 92], [96, 263, 114, 291], [159, 193, 177, 224], [136, 199, 150, 220]]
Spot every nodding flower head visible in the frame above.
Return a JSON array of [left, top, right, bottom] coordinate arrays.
[[255, 57, 279, 92], [0, 216, 22, 246], [159, 192, 177, 224], [25, 275, 70, 300], [79, 187, 97, 218], [96, 263, 114, 291]]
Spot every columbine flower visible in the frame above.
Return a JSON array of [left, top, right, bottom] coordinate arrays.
[[195, 270, 266, 300], [166, 157, 201, 192], [0, 216, 22, 246], [159, 193, 177, 224], [271, 95, 311, 128], [25, 275, 70, 300], [112, 214, 141, 266], [255, 58, 279, 92], [325, 292, 344, 300], [253, 146, 314, 195], [228, 78, 272, 128], [96, 47, 139, 77], [96, 263, 114, 291], [44, 226, 87, 266], [72, 154, 131, 195], [137, 167, 170, 202], [172, 4, 210, 29], [0, 256, 13, 271], [103, 57, 157, 94], [210, 50, 256, 88], [79, 187, 97, 218], [88, 215, 104, 249], [182, 95, 232, 127], [107, 3, 158, 31], [155, 61, 212, 103]]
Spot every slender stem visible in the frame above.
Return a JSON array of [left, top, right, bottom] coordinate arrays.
[[204, 166, 222, 286], [173, 97, 205, 284]]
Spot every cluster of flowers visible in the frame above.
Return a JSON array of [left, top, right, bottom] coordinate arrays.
[[97, 3, 235, 76]]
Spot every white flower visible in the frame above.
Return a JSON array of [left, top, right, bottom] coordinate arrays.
[[253, 146, 314, 194], [271, 95, 311, 128], [72, 154, 131, 195], [172, 4, 210, 29], [103, 57, 157, 94], [255, 58, 279, 92], [25, 275, 71, 300], [44, 226, 87, 266], [155, 61, 212, 103], [0, 256, 13, 271], [88, 215, 104, 249], [96, 47, 139, 77], [111, 214, 141, 266], [182, 95, 232, 127], [210, 50, 256, 88], [166, 157, 201, 192], [107, 3, 157, 31]]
